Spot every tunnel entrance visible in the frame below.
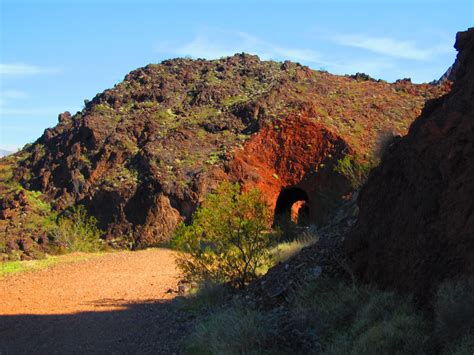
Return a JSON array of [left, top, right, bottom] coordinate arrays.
[[273, 187, 310, 227]]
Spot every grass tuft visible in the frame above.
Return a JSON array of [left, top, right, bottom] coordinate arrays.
[[272, 233, 317, 264], [186, 302, 274, 354], [185, 278, 434, 354], [0, 252, 104, 277], [178, 281, 232, 315]]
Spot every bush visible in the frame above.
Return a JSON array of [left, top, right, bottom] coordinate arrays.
[[172, 182, 274, 288], [52, 205, 104, 252], [333, 155, 373, 189]]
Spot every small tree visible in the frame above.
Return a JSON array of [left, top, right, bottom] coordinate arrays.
[[173, 182, 274, 289]]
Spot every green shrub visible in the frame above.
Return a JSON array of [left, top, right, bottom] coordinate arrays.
[[333, 155, 373, 189], [172, 182, 274, 288], [52, 205, 104, 252]]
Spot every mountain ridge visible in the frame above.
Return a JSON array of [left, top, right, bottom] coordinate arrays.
[[0, 53, 450, 259]]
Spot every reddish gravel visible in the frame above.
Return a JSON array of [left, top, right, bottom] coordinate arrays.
[[0, 249, 193, 354]]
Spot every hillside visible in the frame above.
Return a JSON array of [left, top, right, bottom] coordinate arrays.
[[0, 54, 450, 259], [345, 27, 474, 302]]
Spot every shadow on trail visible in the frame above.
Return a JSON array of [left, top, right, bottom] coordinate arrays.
[[0, 298, 194, 354]]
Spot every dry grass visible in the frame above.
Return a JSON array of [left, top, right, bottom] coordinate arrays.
[[0, 252, 104, 277], [186, 302, 274, 354], [272, 234, 317, 264], [185, 277, 474, 354]]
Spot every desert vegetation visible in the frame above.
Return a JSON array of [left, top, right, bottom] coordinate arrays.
[[174, 179, 473, 354], [184, 276, 474, 354], [172, 183, 271, 288], [0, 158, 104, 262], [0, 25, 472, 354], [0, 203, 105, 276], [0, 54, 449, 258], [51, 205, 104, 253], [173, 182, 302, 289], [2, 0, 473, 352]]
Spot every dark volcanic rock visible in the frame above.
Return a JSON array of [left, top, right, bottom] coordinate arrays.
[[0, 54, 449, 253], [345, 28, 474, 302]]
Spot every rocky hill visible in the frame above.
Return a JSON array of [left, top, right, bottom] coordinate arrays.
[[0, 54, 449, 258], [345, 28, 474, 302]]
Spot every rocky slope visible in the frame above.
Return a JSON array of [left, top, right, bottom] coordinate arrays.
[[0, 54, 449, 258], [345, 28, 474, 302]]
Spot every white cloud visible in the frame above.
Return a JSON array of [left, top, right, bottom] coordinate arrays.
[[0, 63, 59, 75], [156, 30, 323, 64], [330, 34, 450, 61], [155, 29, 452, 83], [156, 29, 403, 77]]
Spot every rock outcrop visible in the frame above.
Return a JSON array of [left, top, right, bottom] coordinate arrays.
[[225, 114, 352, 224], [345, 28, 474, 302], [0, 54, 449, 257]]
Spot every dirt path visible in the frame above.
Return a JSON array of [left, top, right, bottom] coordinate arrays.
[[0, 249, 193, 354]]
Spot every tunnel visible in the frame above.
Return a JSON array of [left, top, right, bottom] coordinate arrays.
[[273, 187, 310, 227]]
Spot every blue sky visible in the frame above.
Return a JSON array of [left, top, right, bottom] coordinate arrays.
[[1, 0, 473, 151]]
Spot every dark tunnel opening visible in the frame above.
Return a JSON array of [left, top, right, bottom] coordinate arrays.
[[273, 187, 310, 227]]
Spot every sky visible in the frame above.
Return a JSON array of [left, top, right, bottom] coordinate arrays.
[[0, 0, 473, 151]]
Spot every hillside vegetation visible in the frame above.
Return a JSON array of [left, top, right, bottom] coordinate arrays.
[[0, 54, 449, 260]]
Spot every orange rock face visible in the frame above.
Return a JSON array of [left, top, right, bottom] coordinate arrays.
[[225, 114, 352, 224], [291, 201, 306, 223]]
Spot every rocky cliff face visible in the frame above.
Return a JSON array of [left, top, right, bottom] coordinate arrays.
[[0, 54, 449, 257], [345, 28, 474, 302]]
